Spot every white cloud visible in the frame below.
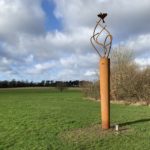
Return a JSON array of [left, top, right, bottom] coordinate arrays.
[[1, 57, 11, 65], [3, 26, 93, 61], [53, 0, 99, 30], [26, 62, 55, 74], [126, 34, 150, 52], [135, 58, 150, 66], [60, 53, 98, 69], [53, 0, 150, 40], [0, 0, 150, 81], [84, 70, 97, 76], [0, 57, 11, 71], [25, 54, 34, 63], [0, 0, 45, 43], [123, 34, 150, 59]]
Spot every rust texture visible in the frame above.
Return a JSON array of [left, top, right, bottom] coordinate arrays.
[[100, 58, 110, 129], [90, 12, 112, 129]]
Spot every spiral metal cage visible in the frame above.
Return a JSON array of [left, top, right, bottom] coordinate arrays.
[[90, 14, 112, 58]]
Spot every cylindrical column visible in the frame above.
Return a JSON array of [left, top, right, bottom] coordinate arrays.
[[100, 58, 110, 129]]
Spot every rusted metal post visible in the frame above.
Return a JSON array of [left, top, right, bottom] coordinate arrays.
[[100, 58, 110, 129], [90, 12, 112, 129]]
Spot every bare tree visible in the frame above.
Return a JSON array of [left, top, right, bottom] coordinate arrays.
[[56, 81, 67, 92], [81, 46, 150, 104], [110, 46, 150, 104]]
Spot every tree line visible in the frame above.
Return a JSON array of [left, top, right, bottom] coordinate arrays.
[[0, 80, 89, 88]]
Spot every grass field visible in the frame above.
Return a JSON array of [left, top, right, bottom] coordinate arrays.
[[0, 88, 150, 150]]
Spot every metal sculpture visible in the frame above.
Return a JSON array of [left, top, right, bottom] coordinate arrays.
[[90, 12, 113, 129], [90, 12, 112, 58]]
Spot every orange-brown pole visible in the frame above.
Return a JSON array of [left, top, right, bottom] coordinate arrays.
[[100, 58, 110, 129]]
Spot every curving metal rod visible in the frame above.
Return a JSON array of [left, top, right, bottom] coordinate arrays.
[[90, 13, 112, 58]]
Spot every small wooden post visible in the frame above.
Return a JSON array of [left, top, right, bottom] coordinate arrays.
[[100, 58, 110, 129]]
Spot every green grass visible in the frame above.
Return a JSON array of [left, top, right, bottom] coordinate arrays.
[[0, 88, 150, 150]]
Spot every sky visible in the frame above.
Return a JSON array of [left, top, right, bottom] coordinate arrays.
[[0, 0, 150, 81]]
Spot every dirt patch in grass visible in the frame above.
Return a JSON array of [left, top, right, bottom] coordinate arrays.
[[59, 124, 133, 143]]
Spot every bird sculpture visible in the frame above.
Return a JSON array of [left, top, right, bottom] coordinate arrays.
[[97, 12, 107, 23]]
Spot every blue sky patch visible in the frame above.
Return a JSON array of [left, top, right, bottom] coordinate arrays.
[[41, 0, 62, 31]]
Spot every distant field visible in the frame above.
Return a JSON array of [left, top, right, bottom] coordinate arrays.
[[0, 88, 150, 150]]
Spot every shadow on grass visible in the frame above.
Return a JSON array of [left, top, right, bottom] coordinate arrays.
[[119, 118, 150, 127]]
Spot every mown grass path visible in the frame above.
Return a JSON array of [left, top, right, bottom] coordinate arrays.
[[0, 88, 150, 150]]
